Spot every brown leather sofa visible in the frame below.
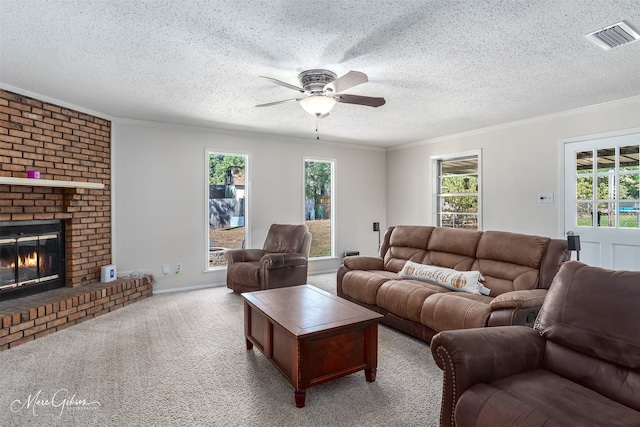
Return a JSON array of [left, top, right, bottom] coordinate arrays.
[[337, 226, 569, 342], [431, 261, 640, 427], [225, 224, 312, 293]]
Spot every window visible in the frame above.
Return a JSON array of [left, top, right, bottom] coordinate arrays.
[[575, 144, 639, 228], [207, 151, 248, 268], [432, 151, 481, 230], [304, 158, 334, 258]]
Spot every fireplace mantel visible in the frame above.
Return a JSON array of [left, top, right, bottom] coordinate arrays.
[[0, 176, 104, 190]]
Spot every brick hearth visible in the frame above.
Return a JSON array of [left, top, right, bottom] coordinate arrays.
[[0, 276, 153, 350]]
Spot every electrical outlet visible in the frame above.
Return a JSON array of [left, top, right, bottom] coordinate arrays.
[[176, 263, 182, 274]]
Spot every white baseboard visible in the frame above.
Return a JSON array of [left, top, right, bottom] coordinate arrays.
[[151, 270, 337, 295], [153, 282, 225, 294]]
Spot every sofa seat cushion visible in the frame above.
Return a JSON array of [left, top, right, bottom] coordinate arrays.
[[227, 261, 261, 286], [455, 369, 640, 427], [341, 270, 397, 304], [376, 279, 450, 323], [421, 293, 492, 331]]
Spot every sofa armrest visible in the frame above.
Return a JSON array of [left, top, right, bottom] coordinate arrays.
[[261, 253, 307, 269], [489, 289, 548, 310], [224, 248, 265, 264], [487, 289, 548, 327], [431, 326, 545, 427], [342, 255, 384, 271]]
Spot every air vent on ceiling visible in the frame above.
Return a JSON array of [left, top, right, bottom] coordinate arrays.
[[585, 20, 640, 51]]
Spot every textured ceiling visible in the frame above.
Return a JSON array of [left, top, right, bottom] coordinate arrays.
[[2, 1, 640, 148]]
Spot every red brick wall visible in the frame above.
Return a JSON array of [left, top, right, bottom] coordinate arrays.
[[0, 89, 111, 286]]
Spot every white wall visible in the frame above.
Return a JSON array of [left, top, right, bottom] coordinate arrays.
[[113, 121, 386, 292], [386, 96, 640, 238]]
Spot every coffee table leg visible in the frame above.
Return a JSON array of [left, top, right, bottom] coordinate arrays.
[[246, 338, 253, 350], [294, 389, 306, 408], [365, 367, 376, 382]]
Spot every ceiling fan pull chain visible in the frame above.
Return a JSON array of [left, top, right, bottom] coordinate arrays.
[[316, 115, 320, 140]]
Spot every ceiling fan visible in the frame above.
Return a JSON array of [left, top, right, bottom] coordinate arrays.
[[256, 69, 386, 118]]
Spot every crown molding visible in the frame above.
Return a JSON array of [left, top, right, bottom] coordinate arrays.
[[391, 94, 640, 151], [114, 117, 386, 152], [0, 82, 113, 121], [0, 82, 384, 151]]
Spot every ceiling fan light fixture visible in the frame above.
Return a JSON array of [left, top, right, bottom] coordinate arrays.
[[299, 95, 336, 116]]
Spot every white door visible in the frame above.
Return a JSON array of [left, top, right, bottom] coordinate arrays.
[[564, 133, 640, 270]]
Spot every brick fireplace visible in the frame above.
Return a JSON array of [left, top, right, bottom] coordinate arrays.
[[0, 89, 111, 288], [0, 89, 152, 350]]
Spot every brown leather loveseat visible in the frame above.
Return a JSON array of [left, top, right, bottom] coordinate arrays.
[[337, 226, 568, 342], [431, 261, 640, 427]]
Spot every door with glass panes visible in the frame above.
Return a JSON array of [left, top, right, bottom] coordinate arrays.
[[564, 133, 640, 270]]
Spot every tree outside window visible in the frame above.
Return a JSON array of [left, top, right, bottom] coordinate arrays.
[[575, 145, 639, 228], [433, 152, 481, 230], [304, 159, 334, 258]]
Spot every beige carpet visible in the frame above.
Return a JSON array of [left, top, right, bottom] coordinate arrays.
[[0, 273, 442, 426]]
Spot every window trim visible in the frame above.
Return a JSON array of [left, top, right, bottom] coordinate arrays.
[[303, 156, 336, 259], [431, 149, 482, 230], [204, 148, 250, 271]]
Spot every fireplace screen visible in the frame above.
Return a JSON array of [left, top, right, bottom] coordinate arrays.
[[0, 220, 65, 299]]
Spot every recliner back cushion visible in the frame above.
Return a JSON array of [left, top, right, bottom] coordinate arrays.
[[472, 231, 549, 295], [383, 226, 435, 272], [263, 224, 310, 255], [536, 261, 640, 370]]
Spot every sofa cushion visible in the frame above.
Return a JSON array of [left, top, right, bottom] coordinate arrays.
[[456, 369, 640, 427], [383, 226, 435, 272], [421, 293, 492, 331], [476, 230, 549, 268], [376, 279, 449, 323], [471, 231, 549, 295], [341, 270, 396, 304], [422, 227, 481, 270], [398, 261, 490, 295]]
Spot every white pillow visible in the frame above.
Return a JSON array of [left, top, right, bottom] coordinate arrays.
[[398, 260, 490, 295]]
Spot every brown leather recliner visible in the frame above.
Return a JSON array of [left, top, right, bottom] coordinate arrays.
[[224, 224, 312, 293], [431, 261, 640, 427]]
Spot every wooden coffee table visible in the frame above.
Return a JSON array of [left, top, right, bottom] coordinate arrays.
[[241, 284, 383, 408]]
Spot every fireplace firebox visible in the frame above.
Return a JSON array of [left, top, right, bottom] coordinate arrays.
[[0, 220, 66, 301]]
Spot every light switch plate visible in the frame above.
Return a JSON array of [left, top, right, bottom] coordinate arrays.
[[538, 192, 554, 203]]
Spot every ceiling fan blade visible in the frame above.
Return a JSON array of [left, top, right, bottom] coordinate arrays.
[[255, 98, 301, 107], [324, 70, 368, 94], [259, 76, 304, 92], [335, 94, 386, 108]]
